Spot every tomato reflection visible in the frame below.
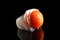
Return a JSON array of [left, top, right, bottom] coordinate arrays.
[[17, 28, 44, 40], [31, 29, 44, 40]]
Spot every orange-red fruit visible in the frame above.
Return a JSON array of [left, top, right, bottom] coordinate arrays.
[[30, 10, 44, 29]]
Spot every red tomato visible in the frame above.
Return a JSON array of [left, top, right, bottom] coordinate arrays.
[[30, 10, 44, 29]]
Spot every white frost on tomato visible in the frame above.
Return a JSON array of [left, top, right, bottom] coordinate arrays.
[[16, 8, 39, 32]]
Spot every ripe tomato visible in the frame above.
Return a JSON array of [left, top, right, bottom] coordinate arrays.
[[30, 10, 44, 29]]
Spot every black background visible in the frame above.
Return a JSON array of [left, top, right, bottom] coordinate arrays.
[[2, 0, 48, 40], [2, 0, 60, 40]]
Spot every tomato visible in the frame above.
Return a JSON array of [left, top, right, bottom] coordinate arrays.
[[30, 10, 44, 29]]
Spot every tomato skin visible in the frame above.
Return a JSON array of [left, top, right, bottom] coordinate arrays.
[[30, 10, 44, 29]]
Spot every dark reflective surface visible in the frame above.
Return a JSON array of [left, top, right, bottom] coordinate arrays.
[[17, 29, 32, 40], [17, 28, 44, 40], [31, 29, 44, 40]]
